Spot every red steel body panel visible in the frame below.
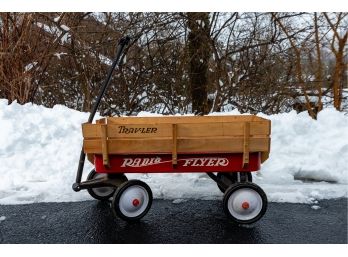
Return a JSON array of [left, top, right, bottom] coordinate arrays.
[[94, 152, 261, 173]]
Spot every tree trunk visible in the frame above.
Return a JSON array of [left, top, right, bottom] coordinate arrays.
[[314, 13, 323, 113], [187, 12, 211, 115], [332, 33, 348, 111]]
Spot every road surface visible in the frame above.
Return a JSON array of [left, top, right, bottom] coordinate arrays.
[[0, 198, 346, 243]]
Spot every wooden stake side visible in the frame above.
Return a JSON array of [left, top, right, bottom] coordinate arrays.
[[243, 122, 250, 167], [100, 124, 110, 167], [82, 115, 271, 164], [172, 123, 177, 166]]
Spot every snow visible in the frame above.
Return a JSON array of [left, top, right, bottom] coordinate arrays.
[[24, 62, 38, 72], [36, 22, 70, 44], [60, 25, 70, 32], [172, 199, 188, 204], [54, 52, 67, 60], [196, 20, 205, 28], [98, 54, 112, 66], [258, 110, 348, 184], [0, 99, 347, 205]]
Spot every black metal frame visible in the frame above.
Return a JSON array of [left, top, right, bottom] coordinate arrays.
[[72, 36, 130, 192], [206, 172, 252, 190]]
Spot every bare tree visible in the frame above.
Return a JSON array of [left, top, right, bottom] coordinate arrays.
[[1, 12, 346, 117], [272, 12, 317, 119], [323, 12, 348, 111]]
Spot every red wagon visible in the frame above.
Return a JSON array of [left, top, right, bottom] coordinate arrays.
[[76, 115, 271, 224], [72, 37, 271, 224]]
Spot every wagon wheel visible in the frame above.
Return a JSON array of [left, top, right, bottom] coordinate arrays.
[[87, 169, 127, 201], [216, 172, 253, 193], [112, 180, 153, 222], [223, 182, 267, 224]]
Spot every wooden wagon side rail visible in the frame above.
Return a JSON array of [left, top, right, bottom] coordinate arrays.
[[82, 115, 271, 167], [82, 121, 270, 138]]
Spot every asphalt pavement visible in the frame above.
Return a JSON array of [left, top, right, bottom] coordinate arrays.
[[0, 198, 346, 243]]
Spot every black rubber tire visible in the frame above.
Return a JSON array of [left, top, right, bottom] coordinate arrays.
[[86, 170, 127, 201], [112, 180, 153, 222], [217, 172, 253, 193], [223, 182, 267, 224]]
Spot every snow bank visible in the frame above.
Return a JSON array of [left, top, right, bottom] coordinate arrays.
[[256, 109, 348, 203], [0, 99, 347, 205], [0, 100, 93, 204]]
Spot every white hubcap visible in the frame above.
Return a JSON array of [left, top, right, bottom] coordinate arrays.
[[119, 185, 149, 218], [227, 188, 263, 221], [92, 173, 114, 197]]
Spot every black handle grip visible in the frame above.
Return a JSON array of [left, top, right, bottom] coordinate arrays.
[[119, 36, 131, 46]]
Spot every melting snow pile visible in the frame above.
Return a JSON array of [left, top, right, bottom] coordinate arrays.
[[0, 99, 347, 205]]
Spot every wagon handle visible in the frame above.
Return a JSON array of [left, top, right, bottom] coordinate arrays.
[[88, 36, 130, 123], [73, 36, 131, 192]]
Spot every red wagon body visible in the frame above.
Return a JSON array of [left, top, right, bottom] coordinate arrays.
[[94, 152, 261, 173]]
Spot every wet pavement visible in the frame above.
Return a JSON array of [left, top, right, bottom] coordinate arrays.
[[0, 198, 346, 243]]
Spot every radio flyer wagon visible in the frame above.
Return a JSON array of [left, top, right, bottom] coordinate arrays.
[[72, 37, 271, 224]]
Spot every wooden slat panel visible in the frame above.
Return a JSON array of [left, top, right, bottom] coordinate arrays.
[[84, 138, 172, 153], [249, 121, 270, 135], [82, 115, 271, 159], [177, 138, 268, 153], [82, 123, 100, 138], [107, 123, 172, 138], [83, 137, 270, 154], [83, 121, 270, 139], [178, 121, 269, 137], [177, 123, 224, 137], [83, 123, 173, 138]]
